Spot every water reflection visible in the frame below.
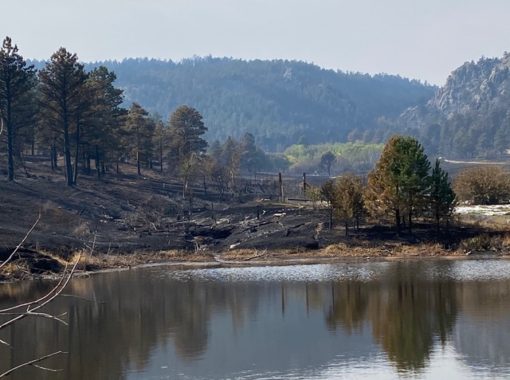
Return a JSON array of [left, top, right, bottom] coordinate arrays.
[[0, 261, 510, 379]]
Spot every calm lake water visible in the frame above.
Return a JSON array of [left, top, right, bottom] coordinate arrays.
[[2, 260, 510, 379]]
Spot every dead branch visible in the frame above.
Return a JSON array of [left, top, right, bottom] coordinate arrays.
[[0, 311, 68, 325], [0, 262, 69, 314], [0, 214, 40, 270], [0, 254, 81, 332], [0, 216, 90, 377], [0, 351, 67, 378]]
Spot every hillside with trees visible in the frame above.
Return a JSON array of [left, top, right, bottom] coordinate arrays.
[[1, 38, 281, 189], [64, 58, 434, 151], [394, 53, 510, 158]]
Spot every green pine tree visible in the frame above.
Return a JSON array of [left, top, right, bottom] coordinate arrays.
[[429, 159, 456, 232], [0, 36, 37, 181], [366, 135, 431, 234], [39, 48, 87, 186], [168, 105, 208, 164]]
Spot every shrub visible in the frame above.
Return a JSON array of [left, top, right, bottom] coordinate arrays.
[[454, 166, 510, 205]]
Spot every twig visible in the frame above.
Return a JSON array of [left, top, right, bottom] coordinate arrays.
[[0, 255, 81, 331], [0, 215, 41, 270], [32, 364, 63, 372], [0, 311, 68, 325], [0, 216, 92, 377], [0, 351, 67, 378], [0, 262, 69, 313], [0, 338, 11, 348]]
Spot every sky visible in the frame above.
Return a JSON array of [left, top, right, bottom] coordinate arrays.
[[2, 0, 510, 85]]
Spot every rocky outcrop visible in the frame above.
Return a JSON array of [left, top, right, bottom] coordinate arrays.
[[395, 53, 510, 158]]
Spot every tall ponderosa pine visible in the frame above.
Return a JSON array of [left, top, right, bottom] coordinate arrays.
[[86, 66, 124, 178], [366, 135, 430, 233], [240, 132, 266, 174], [0, 37, 36, 181], [169, 105, 208, 162], [124, 103, 154, 176], [153, 118, 168, 172], [429, 159, 456, 231], [39, 48, 87, 186]]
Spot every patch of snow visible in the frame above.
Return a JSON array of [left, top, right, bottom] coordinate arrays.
[[455, 204, 510, 216]]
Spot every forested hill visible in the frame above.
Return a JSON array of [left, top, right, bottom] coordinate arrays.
[[70, 58, 434, 151], [397, 53, 510, 158]]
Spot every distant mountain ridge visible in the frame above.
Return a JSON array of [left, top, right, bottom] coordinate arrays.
[[396, 53, 510, 158], [27, 57, 428, 151], [83, 57, 433, 151]]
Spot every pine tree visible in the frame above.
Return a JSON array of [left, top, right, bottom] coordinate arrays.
[[153, 118, 168, 172], [429, 159, 456, 232], [168, 105, 207, 163], [0, 37, 37, 181], [366, 135, 430, 234], [124, 103, 153, 176], [39, 48, 87, 186], [85, 66, 124, 178]]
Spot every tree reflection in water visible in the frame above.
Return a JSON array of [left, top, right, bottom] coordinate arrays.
[[325, 262, 458, 372], [2, 262, 510, 379]]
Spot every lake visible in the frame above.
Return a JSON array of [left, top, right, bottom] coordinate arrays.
[[2, 260, 510, 379]]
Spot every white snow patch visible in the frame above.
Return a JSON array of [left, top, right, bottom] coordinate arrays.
[[455, 204, 510, 216]]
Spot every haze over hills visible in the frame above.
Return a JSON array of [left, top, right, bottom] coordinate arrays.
[[83, 58, 435, 151], [29, 52, 510, 158]]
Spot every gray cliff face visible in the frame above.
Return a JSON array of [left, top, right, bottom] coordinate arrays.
[[431, 55, 510, 117], [395, 53, 510, 158]]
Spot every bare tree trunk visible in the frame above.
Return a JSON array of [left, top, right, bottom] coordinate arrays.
[[136, 150, 141, 176], [5, 87, 14, 181], [50, 144, 57, 170], [50, 144, 55, 171], [395, 208, 401, 235], [63, 109, 74, 186], [95, 145, 100, 179], [73, 118, 80, 185], [86, 153, 91, 175], [278, 172, 284, 202], [159, 137, 163, 173]]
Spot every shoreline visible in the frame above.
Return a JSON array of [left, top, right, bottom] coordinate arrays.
[[3, 245, 510, 283]]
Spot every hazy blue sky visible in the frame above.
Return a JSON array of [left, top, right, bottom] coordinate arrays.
[[2, 0, 510, 85]]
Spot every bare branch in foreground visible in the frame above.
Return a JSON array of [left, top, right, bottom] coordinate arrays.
[[0, 254, 81, 332], [0, 351, 67, 378], [0, 214, 41, 270], [0, 216, 91, 376], [0, 311, 68, 325]]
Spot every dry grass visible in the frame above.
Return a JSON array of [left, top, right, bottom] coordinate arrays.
[[222, 241, 462, 261], [62, 249, 213, 272], [0, 262, 31, 280]]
